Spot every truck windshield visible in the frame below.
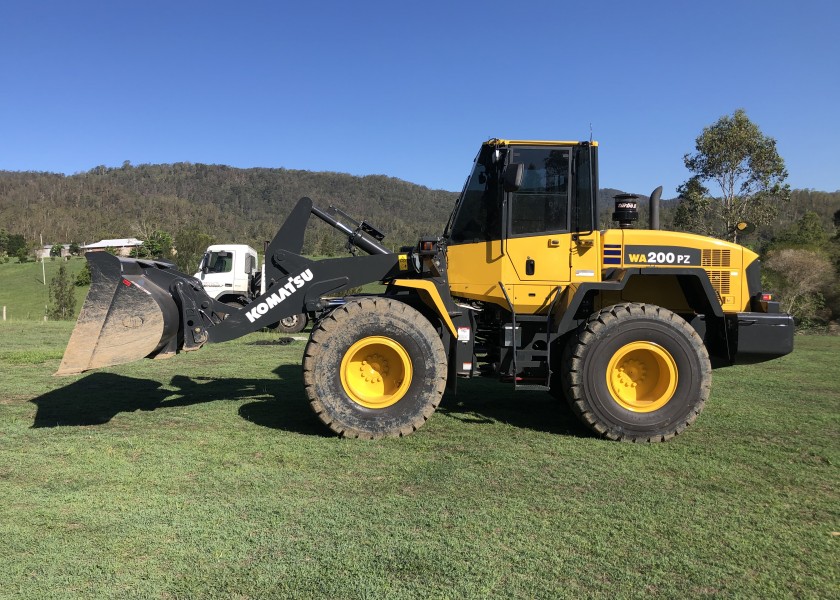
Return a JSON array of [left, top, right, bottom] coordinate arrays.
[[446, 146, 502, 244], [204, 252, 233, 273]]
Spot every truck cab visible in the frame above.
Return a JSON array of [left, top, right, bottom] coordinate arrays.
[[195, 244, 258, 305]]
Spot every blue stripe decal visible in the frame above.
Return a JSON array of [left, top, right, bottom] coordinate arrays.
[[604, 249, 621, 256], [604, 244, 621, 248], [603, 258, 621, 265]]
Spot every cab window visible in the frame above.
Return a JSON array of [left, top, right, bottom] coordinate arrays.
[[207, 252, 233, 273], [448, 146, 503, 244], [509, 147, 570, 236]]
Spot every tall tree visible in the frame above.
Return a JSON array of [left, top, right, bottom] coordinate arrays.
[[675, 109, 790, 242], [48, 264, 76, 320]]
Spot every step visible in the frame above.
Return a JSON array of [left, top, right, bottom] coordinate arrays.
[[515, 384, 551, 391]]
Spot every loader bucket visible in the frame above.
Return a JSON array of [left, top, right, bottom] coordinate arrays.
[[55, 252, 181, 376]]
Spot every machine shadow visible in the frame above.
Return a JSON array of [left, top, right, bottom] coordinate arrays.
[[32, 367, 589, 438], [237, 364, 328, 436], [438, 379, 591, 438], [30, 364, 327, 436]]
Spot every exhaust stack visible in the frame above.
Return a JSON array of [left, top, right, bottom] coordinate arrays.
[[649, 186, 662, 230]]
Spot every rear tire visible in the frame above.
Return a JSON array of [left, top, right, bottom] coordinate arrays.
[[562, 303, 711, 442], [270, 312, 308, 334], [221, 300, 243, 319], [302, 297, 447, 439]]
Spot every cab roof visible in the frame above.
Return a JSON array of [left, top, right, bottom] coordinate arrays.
[[484, 138, 598, 147]]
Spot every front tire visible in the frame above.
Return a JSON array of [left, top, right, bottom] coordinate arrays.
[[302, 297, 447, 439], [562, 303, 711, 442]]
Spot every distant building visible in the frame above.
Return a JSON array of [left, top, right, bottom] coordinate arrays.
[[82, 238, 144, 257], [35, 244, 72, 260]]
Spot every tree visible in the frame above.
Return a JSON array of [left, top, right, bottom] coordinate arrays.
[[675, 109, 790, 242], [0, 228, 8, 253], [768, 210, 830, 253], [132, 230, 174, 260], [50, 244, 63, 258], [15, 247, 30, 263], [48, 263, 77, 320], [764, 248, 832, 324], [6, 233, 27, 256], [68, 242, 81, 256], [75, 261, 92, 286], [174, 227, 215, 273]]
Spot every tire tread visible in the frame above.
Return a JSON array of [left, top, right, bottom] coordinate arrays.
[[562, 302, 711, 442], [302, 297, 446, 439]]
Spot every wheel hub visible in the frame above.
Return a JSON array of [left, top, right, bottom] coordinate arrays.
[[340, 337, 412, 409], [606, 342, 678, 412], [359, 353, 392, 383]]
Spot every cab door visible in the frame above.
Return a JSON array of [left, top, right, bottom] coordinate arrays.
[[504, 146, 572, 310]]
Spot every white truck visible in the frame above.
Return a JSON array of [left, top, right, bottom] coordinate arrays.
[[194, 243, 308, 333]]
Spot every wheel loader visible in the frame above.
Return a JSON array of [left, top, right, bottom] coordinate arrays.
[[56, 139, 794, 442]]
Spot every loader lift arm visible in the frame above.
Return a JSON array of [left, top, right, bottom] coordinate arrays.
[[56, 198, 402, 375]]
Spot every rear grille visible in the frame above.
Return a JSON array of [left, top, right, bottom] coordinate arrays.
[[707, 270, 731, 299], [702, 249, 731, 267]]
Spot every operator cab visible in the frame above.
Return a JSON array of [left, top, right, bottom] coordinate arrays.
[[446, 139, 598, 245]]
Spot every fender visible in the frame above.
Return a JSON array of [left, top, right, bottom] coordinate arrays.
[[555, 267, 724, 335], [389, 279, 458, 337]]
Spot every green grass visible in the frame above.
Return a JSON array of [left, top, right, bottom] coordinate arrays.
[[0, 258, 90, 320], [0, 323, 837, 599]]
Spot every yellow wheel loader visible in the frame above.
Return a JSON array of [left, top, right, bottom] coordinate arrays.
[[56, 139, 794, 441]]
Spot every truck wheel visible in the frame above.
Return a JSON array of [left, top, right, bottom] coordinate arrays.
[[562, 303, 711, 442], [270, 313, 308, 334], [302, 297, 447, 439], [221, 300, 243, 318]]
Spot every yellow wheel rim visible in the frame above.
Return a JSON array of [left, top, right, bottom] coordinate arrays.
[[340, 336, 412, 409], [606, 342, 678, 412]]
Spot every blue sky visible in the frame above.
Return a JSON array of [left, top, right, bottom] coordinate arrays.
[[1, 1, 838, 197]]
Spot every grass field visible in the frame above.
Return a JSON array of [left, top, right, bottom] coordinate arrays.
[[0, 322, 837, 599], [0, 258, 89, 320]]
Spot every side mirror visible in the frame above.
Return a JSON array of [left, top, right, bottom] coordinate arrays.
[[735, 222, 756, 235], [503, 163, 524, 192]]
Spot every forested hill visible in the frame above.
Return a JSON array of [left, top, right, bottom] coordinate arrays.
[[0, 164, 458, 254], [1, 163, 839, 255]]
